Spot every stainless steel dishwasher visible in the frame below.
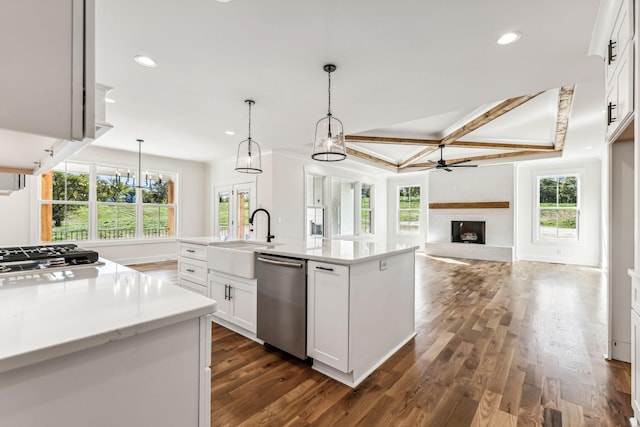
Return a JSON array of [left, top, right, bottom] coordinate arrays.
[[255, 253, 307, 359]]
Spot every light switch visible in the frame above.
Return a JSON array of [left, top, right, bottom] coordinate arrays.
[[379, 259, 388, 271]]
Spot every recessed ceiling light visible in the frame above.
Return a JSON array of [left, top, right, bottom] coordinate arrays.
[[134, 55, 157, 67], [497, 31, 522, 45], [584, 146, 593, 150], [105, 97, 116, 104], [225, 130, 235, 135], [217, 0, 232, 2]]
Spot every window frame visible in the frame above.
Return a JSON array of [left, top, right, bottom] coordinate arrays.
[[535, 174, 580, 242], [360, 183, 374, 235], [397, 185, 421, 235], [39, 161, 178, 243]]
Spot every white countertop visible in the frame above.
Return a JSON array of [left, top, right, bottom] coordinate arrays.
[[178, 236, 227, 245], [255, 238, 418, 265], [0, 259, 216, 374]]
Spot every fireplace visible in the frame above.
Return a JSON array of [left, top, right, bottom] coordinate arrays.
[[451, 221, 485, 244]]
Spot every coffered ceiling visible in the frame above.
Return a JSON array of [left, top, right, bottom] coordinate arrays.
[[93, 0, 605, 170]]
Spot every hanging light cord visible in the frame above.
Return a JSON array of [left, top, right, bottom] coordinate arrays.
[[247, 101, 253, 140], [327, 70, 332, 117]]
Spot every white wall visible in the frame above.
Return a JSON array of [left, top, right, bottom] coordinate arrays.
[[207, 151, 389, 242], [516, 157, 601, 266], [0, 145, 208, 264], [0, 176, 37, 246], [427, 164, 515, 247]]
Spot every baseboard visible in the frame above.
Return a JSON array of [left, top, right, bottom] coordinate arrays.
[[517, 254, 600, 267]]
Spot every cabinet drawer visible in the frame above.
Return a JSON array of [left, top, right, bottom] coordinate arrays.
[[179, 258, 208, 285], [179, 243, 207, 261], [178, 277, 208, 296]]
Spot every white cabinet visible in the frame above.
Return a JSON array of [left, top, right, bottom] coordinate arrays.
[[0, 0, 95, 142], [209, 271, 257, 334], [177, 242, 209, 296], [307, 261, 350, 373], [605, 0, 635, 142]]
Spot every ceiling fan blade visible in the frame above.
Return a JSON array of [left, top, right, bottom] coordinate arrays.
[[449, 164, 478, 168], [444, 167, 453, 172]]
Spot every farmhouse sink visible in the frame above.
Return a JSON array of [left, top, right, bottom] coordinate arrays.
[[208, 241, 273, 279]]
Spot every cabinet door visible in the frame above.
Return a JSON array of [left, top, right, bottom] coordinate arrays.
[[209, 277, 230, 320], [0, 0, 94, 141], [632, 309, 640, 418], [228, 280, 257, 333], [307, 261, 350, 372]]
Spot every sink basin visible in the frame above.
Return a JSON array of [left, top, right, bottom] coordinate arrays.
[[208, 241, 272, 278]]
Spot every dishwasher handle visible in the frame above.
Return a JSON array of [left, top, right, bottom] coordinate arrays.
[[257, 257, 304, 269]]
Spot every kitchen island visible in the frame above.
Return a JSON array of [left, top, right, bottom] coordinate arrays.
[[256, 238, 418, 387], [178, 236, 418, 387], [0, 259, 216, 427]]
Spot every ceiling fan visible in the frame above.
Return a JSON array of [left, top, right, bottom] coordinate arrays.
[[422, 145, 478, 172]]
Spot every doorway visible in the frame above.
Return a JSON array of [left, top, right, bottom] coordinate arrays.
[[214, 182, 255, 240]]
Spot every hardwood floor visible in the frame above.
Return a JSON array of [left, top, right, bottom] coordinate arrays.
[[130, 256, 633, 426]]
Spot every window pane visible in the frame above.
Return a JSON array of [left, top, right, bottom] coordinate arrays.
[[399, 209, 420, 233], [361, 184, 371, 209], [42, 203, 89, 241], [52, 164, 90, 202], [331, 180, 355, 236], [143, 206, 172, 237], [96, 166, 136, 203], [307, 175, 323, 206], [558, 176, 578, 206], [218, 192, 230, 240], [142, 175, 174, 204], [237, 190, 251, 240], [98, 205, 136, 239], [307, 207, 324, 236], [539, 177, 558, 205], [361, 210, 372, 234]]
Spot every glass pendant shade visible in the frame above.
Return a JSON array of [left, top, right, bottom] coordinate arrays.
[[235, 99, 263, 174], [235, 138, 262, 173], [312, 63, 347, 162], [312, 115, 346, 161]]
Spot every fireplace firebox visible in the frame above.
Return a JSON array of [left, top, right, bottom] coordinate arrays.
[[451, 221, 485, 244]]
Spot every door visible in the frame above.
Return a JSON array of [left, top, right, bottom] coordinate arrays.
[[214, 183, 255, 240], [307, 261, 350, 372]]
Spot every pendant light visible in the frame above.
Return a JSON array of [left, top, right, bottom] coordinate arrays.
[[312, 64, 346, 162], [235, 99, 263, 174], [133, 138, 152, 189]]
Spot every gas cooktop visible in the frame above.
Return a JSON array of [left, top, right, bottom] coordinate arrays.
[[0, 244, 100, 274]]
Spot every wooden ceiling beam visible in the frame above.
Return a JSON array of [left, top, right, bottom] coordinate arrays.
[[552, 85, 575, 151], [408, 149, 549, 168], [345, 147, 398, 169], [0, 166, 33, 175], [397, 92, 544, 169], [345, 135, 441, 146], [346, 135, 554, 151]]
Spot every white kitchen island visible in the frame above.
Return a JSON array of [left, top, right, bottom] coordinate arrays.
[[255, 238, 418, 387], [0, 260, 216, 427]]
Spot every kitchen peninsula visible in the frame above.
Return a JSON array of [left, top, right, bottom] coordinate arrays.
[[179, 236, 418, 387], [0, 259, 216, 427]]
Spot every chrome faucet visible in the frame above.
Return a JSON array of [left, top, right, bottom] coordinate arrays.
[[249, 208, 275, 242]]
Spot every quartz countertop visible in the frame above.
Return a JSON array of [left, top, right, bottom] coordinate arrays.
[[0, 259, 216, 374], [177, 236, 226, 246], [254, 238, 419, 265]]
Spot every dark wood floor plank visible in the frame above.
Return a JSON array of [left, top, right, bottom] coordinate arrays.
[[130, 256, 633, 426]]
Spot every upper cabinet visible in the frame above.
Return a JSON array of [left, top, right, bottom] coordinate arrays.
[[604, 0, 636, 142], [0, 0, 111, 175]]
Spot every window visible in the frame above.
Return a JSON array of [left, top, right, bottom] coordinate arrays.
[[214, 183, 254, 240], [398, 185, 420, 233], [306, 175, 324, 237], [331, 178, 355, 236], [360, 183, 373, 235], [41, 163, 90, 241], [40, 162, 176, 242], [537, 175, 579, 240]]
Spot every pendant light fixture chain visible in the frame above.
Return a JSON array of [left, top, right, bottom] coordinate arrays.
[[323, 64, 336, 116]]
